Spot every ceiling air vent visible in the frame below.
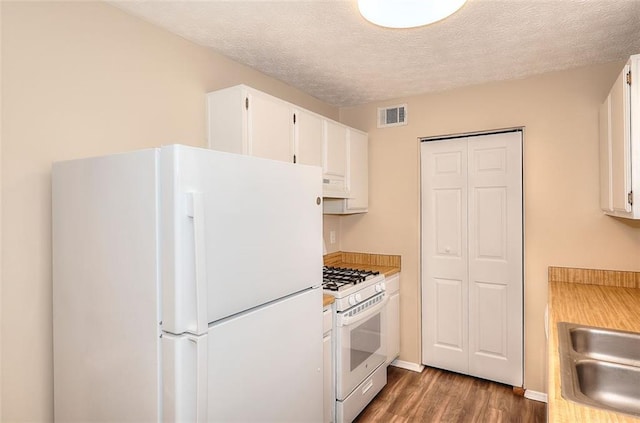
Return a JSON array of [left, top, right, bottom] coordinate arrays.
[[378, 104, 407, 128]]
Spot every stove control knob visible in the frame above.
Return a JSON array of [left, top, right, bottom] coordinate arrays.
[[375, 284, 382, 293], [348, 295, 357, 306], [381, 282, 386, 291], [355, 293, 362, 302]]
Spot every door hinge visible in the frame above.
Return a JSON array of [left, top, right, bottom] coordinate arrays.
[[293, 154, 297, 164], [245, 97, 249, 110], [629, 191, 634, 206], [293, 113, 296, 124], [627, 71, 632, 85]]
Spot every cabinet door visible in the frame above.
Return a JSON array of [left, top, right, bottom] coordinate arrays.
[[206, 86, 247, 155], [609, 64, 632, 213], [247, 91, 293, 163], [295, 109, 323, 167], [323, 332, 333, 423], [346, 130, 368, 212], [387, 292, 400, 364], [324, 120, 347, 178]]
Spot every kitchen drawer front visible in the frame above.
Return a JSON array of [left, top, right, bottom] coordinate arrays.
[[337, 363, 387, 423]]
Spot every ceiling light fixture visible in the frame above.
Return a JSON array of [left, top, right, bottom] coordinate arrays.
[[357, 0, 468, 29]]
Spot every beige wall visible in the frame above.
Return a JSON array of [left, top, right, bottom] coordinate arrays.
[[338, 62, 640, 393], [0, 1, 3, 417], [322, 215, 341, 254], [0, 2, 338, 420]]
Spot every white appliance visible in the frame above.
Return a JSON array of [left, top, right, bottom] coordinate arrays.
[[52, 145, 323, 422], [323, 267, 388, 423]]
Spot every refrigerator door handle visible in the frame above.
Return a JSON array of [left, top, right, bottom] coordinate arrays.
[[186, 191, 208, 335], [162, 333, 209, 422], [192, 335, 209, 423]]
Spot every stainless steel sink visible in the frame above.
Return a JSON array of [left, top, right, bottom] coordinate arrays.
[[569, 325, 640, 366], [558, 322, 640, 417]]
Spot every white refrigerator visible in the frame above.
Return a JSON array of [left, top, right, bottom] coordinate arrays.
[[52, 145, 323, 422]]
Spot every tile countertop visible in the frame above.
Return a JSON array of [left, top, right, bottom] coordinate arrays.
[[547, 267, 640, 422], [322, 251, 402, 308]]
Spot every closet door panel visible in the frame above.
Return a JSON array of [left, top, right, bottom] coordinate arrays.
[[421, 139, 469, 372], [434, 278, 464, 351], [468, 132, 523, 387]]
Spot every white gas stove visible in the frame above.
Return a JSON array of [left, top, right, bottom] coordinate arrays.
[[322, 266, 388, 423], [322, 266, 386, 312]]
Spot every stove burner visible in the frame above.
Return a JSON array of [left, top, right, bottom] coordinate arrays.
[[322, 266, 380, 291], [322, 279, 350, 291]]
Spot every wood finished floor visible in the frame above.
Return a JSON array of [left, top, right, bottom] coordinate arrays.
[[353, 366, 546, 423]]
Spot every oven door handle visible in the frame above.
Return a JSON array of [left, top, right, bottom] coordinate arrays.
[[338, 295, 387, 327]]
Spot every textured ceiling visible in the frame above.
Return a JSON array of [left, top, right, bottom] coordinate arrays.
[[111, 0, 640, 107]]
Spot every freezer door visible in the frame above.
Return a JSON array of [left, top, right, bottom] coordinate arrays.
[[162, 288, 323, 422], [160, 145, 322, 335]]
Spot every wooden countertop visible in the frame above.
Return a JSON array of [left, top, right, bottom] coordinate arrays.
[[323, 251, 401, 278], [321, 251, 401, 308], [323, 294, 334, 308], [548, 279, 640, 422]]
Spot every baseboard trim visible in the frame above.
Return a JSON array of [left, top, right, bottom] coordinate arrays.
[[524, 390, 548, 403], [389, 359, 424, 373], [389, 360, 546, 402]]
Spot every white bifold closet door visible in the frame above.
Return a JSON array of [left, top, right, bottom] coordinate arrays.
[[421, 131, 523, 387]]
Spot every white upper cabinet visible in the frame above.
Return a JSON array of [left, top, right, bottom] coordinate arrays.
[[247, 90, 293, 162], [207, 85, 293, 163], [323, 128, 369, 214], [323, 120, 349, 198], [346, 129, 369, 212], [294, 108, 324, 168], [599, 55, 639, 219], [207, 84, 368, 210]]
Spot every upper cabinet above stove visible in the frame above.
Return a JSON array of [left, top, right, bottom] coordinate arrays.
[[599, 54, 640, 219], [206, 85, 369, 211], [323, 128, 369, 214], [322, 120, 349, 198]]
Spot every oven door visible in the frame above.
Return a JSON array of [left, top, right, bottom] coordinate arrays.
[[336, 293, 387, 400]]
